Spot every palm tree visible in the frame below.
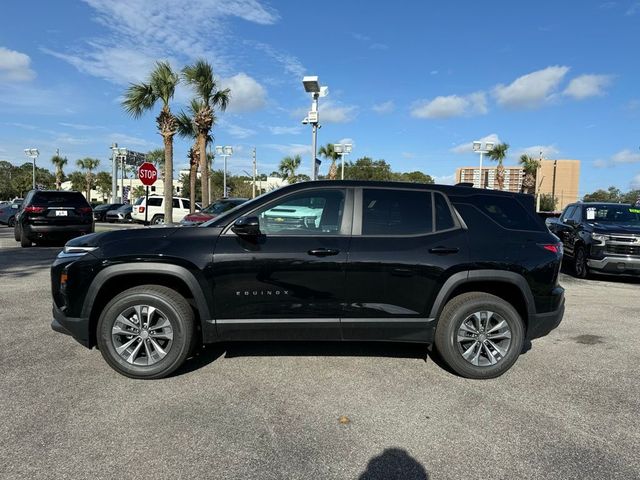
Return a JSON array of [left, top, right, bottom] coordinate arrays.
[[519, 154, 540, 194], [122, 61, 180, 223], [182, 59, 230, 207], [145, 148, 165, 178], [318, 144, 340, 180], [51, 155, 68, 190], [487, 143, 509, 190], [76, 157, 100, 200], [279, 155, 302, 183]]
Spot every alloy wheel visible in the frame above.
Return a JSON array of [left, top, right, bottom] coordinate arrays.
[[111, 305, 174, 366], [575, 249, 586, 277], [456, 310, 512, 367]]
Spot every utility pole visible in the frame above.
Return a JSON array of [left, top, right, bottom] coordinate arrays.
[[551, 159, 558, 207], [111, 143, 118, 202], [252, 147, 257, 198]]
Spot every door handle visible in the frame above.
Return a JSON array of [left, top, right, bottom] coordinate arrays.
[[308, 248, 340, 257], [429, 246, 459, 255]]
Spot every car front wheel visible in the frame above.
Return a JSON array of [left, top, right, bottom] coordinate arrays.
[[434, 292, 524, 379], [97, 285, 195, 379], [574, 246, 590, 279]]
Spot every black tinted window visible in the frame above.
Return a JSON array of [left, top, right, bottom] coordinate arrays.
[[172, 199, 180, 208], [467, 194, 540, 231], [147, 198, 162, 207], [434, 193, 454, 231], [31, 191, 88, 207], [362, 189, 432, 235], [182, 199, 190, 210]]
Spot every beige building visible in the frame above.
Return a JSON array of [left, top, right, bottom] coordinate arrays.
[[455, 159, 581, 210]]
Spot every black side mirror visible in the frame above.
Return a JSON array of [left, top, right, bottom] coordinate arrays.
[[565, 218, 576, 226], [231, 216, 261, 236]]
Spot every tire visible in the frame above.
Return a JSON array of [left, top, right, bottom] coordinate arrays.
[[434, 292, 525, 379], [574, 246, 589, 279], [97, 285, 195, 379], [8, 216, 15, 228], [151, 214, 164, 225], [20, 231, 31, 248], [14, 225, 21, 242]]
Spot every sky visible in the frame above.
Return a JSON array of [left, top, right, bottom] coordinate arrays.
[[1, 0, 639, 196]]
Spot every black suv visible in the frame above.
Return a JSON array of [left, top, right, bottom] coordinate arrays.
[[548, 202, 640, 278], [51, 181, 564, 379], [16, 190, 94, 247]]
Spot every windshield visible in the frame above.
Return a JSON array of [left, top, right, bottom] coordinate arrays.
[[585, 205, 640, 225], [203, 200, 238, 214]]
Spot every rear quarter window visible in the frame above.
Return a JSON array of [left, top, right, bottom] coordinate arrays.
[[454, 194, 543, 231]]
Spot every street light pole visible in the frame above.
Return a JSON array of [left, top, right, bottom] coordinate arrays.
[[24, 148, 39, 190], [472, 141, 495, 188], [215, 146, 233, 197], [302, 76, 328, 181], [252, 147, 257, 198]]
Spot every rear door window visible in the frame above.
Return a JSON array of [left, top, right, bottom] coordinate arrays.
[[147, 198, 162, 207], [466, 194, 541, 231], [362, 189, 432, 235]]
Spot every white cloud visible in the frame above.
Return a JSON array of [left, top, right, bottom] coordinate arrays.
[[564, 74, 613, 99], [59, 122, 106, 131], [337, 138, 355, 148], [372, 100, 394, 114], [493, 66, 569, 108], [433, 174, 456, 185], [264, 143, 311, 157], [0, 47, 36, 82], [611, 149, 640, 164], [411, 91, 487, 119], [401, 152, 415, 159], [268, 126, 302, 135], [225, 123, 256, 139], [451, 133, 502, 154], [516, 144, 560, 158], [221, 73, 267, 112], [318, 101, 357, 123], [593, 159, 608, 168], [632, 174, 640, 189], [250, 41, 305, 79]]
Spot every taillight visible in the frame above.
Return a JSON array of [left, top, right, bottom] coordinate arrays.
[[77, 207, 92, 214], [24, 206, 45, 213], [139, 206, 145, 213], [540, 243, 562, 254]]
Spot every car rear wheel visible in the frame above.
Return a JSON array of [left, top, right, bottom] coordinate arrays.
[[97, 285, 195, 379], [434, 292, 524, 379], [20, 231, 31, 248], [151, 214, 164, 225], [574, 246, 589, 279]]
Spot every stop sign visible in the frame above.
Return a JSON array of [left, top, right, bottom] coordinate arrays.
[[137, 162, 158, 186]]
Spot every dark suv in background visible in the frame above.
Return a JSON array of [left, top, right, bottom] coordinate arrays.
[[51, 181, 564, 380], [548, 202, 640, 278], [15, 190, 93, 247]]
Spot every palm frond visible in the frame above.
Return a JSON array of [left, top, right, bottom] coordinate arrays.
[[175, 110, 196, 139], [182, 59, 214, 101], [122, 82, 156, 118], [150, 60, 179, 107], [211, 88, 230, 112]]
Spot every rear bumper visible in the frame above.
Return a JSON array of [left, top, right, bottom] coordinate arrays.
[[52, 303, 91, 348], [527, 296, 565, 340], [25, 224, 93, 237], [587, 256, 640, 275]]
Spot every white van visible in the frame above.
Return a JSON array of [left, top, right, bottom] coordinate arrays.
[[131, 196, 196, 224]]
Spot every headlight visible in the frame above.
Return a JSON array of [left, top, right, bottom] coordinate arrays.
[[591, 233, 607, 245], [59, 245, 98, 257]]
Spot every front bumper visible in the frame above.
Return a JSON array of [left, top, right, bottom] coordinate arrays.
[[587, 256, 640, 275], [51, 302, 91, 348], [527, 295, 565, 340]]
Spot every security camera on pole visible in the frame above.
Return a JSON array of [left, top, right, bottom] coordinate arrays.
[[302, 76, 328, 181]]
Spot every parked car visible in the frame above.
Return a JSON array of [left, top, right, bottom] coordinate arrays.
[[0, 198, 23, 227], [93, 203, 123, 222], [180, 198, 247, 226], [548, 202, 640, 278], [131, 195, 194, 224], [106, 204, 133, 223], [15, 190, 93, 247], [51, 180, 564, 380]]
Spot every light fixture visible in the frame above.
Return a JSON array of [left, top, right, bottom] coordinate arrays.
[[302, 76, 320, 93]]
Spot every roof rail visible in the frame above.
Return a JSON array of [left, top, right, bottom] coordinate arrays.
[[455, 182, 474, 187]]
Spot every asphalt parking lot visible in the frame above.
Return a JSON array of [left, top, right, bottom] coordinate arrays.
[[1, 227, 639, 480]]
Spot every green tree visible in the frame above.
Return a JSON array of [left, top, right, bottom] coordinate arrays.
[[123, 60, 180, 223], [67, 171, 86, 192], [76, 158, 100, 200], [131, 185, 146, 201], [519, 154, 540, 194], [391, 171, 434, 183], [51, 155, 68, 190], [318, 144, 340, 180], [182, 59, 230, 207], [95, 171, 112, 201], [539, 193, 557, 212], [0, 161, 16, 199], [487, 143, 509, 190], [279, 155, 302, 183], [583, 186, 623, 203], [344, 157, 393, 181]]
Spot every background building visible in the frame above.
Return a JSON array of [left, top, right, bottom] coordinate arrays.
[[455, 159, 580, 210]]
